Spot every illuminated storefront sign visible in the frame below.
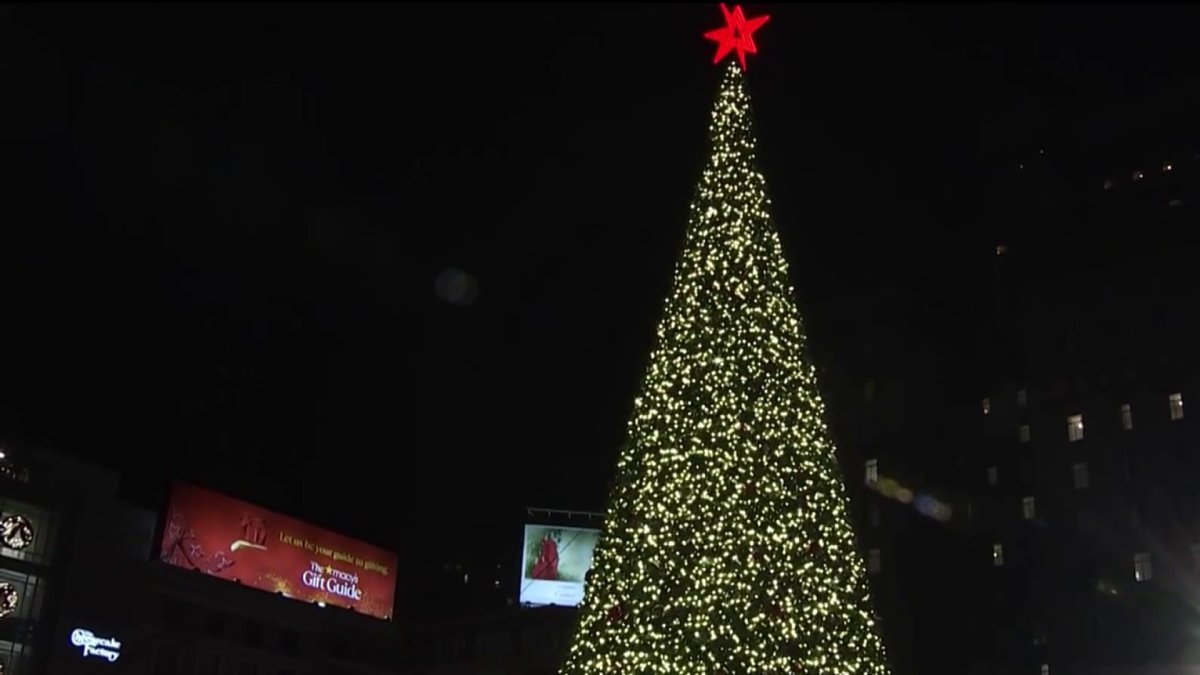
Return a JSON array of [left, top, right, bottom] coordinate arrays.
[[70, 628, 121, 662], [301, 561, 364, 601], [159, 482, 397, 619]]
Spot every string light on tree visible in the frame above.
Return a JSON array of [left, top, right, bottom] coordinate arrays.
[[559, 7, 890, 675]]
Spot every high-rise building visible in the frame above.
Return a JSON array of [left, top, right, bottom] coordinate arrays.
[[963, 80, 1200, 675], [825, 76, 1200, 675], [820, 287, 975, 675]]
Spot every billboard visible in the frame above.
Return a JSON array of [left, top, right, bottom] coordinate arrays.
[[519, 524, 600, 607], [160, 482, 396, 620]]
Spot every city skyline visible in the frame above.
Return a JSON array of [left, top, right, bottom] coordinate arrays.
[[5, 7, 1200, 671]]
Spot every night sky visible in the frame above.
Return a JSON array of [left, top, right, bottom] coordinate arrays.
[[3, 4, 1200, 611]]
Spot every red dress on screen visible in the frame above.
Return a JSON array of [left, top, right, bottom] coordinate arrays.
[[532, 537, 559, 580]]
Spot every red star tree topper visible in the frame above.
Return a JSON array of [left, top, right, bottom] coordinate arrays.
[[704, 3, 770, 71]]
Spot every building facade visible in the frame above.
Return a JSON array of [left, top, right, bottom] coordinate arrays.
[[819, 75, 1200, 675], [965, 80, 1200, 675], [0, 441, 153, 675], [52, 556, 407, 675], [0, 440, 407, 675], [820, 284, 976, 675], [407, 607, 575, 675]]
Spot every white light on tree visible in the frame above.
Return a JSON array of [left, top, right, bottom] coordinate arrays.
[[559, 60, 891, 675]]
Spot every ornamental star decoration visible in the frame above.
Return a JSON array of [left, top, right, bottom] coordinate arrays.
[[704, 3, 770, 71]]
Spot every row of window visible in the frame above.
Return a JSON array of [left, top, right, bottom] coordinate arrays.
[[431, 625, 570, 666], [866, 459, 1091, 491], [983, 461, 1091, 490], [988, 542, 1157, 585], [1103, 161, 1175, 190], [981, 389, 1027, 414], [201, 610, 296, 653], [869, 541, 1164, 591], [155, 644, 296, 675], [869, 542, 1155, 585], [981, 392, 1185, 442]]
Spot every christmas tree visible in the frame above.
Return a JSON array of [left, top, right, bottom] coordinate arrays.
[[559, 8, 890, 675]]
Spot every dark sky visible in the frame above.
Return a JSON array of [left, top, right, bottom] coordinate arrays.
[[3, 3, 1200, 607]]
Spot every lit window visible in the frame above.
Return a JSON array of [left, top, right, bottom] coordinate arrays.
[[996, 244, 1008, 256], [1133, 170, 1144, 181], [1073, 462, 1090, 490], [993, 543, 1004, 567], [1041, 664, 1050, 675], [868, 502, 880, 528], [1018, 425, 1031, 443], [1067, 414, 1084, 442], [1170, 393, 1184, 420], [865, 459, 878, 484], [1134, 552, 1153, 582], [1163, 162, 1173, 172], [1103, 179, 1114, 190], [1022, 496, 1036, 520], [982, 398, 991, 415], [1120, 403, 1133, 431], [1017, 389, 1027, 407], [986, 466, 998, 486], [867, 548, 881, 575]]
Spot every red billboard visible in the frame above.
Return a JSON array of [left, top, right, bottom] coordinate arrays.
[[160, 482, 397, 620]]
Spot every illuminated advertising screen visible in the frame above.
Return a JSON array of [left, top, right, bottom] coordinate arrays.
[[160, 482, 396, 620], [519, 524, 600, 607]]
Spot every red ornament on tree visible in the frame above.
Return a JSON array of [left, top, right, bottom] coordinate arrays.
[[608, 602, 626, 622], [808, 540, 822, 555], [704, 3, 770, 71]]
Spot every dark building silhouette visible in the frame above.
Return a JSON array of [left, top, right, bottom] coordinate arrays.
[[0, 440, 406, 675], [822, 286, 975, 675], [825, 76, 1200, 675], [962, 80, 1200, 675], [0, 441, 158, 675], [404, 509, 601, 675], [408, 606, 575, 675]]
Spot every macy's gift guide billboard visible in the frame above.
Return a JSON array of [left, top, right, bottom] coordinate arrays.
[[160, 482, 397, 620], [519, 524, 600, 607]]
